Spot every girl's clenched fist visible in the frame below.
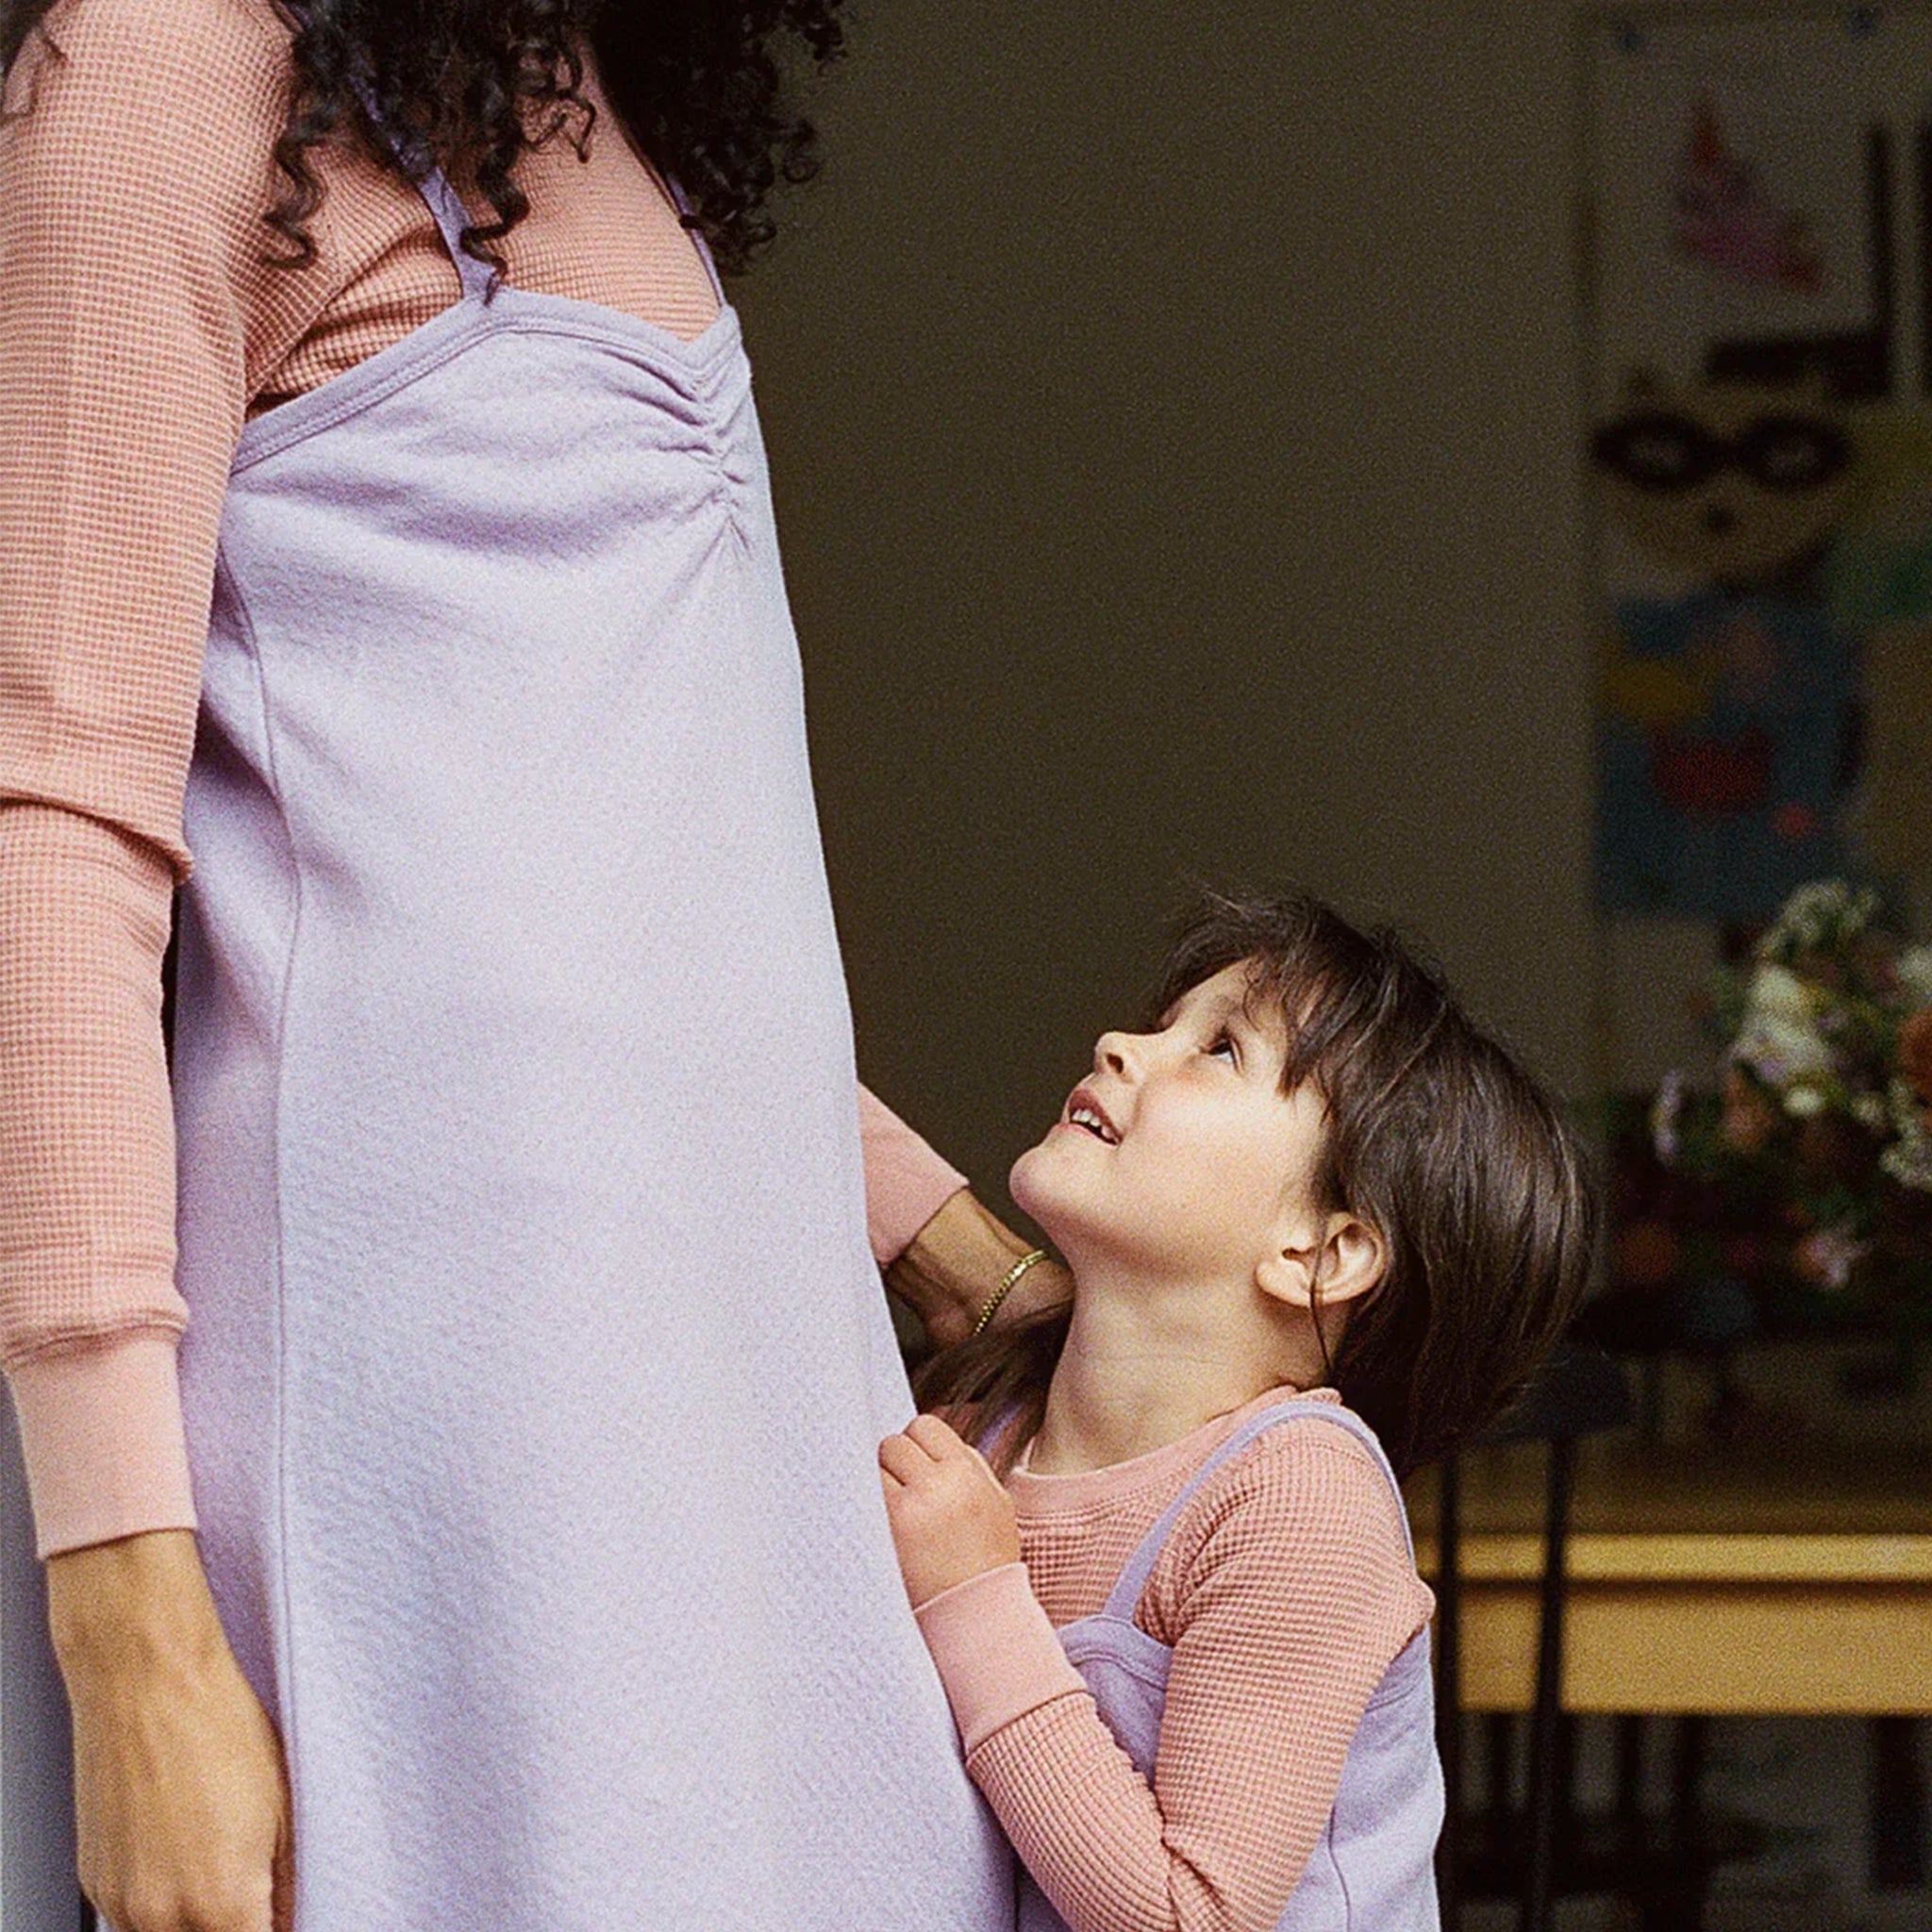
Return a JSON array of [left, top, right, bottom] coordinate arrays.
[[877, 1414, 1022, 1607]]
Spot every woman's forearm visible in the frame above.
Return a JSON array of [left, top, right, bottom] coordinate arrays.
[[49, 1529, 296, 1932], [46, 1527, 226, 1673]]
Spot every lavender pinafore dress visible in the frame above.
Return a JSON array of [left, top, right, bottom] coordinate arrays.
[[170, 128, 1011, 1931], [1017, 1401, 1443, 1932]]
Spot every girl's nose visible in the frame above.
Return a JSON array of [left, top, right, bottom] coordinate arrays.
[[1094, 1030, 1138, 1078]]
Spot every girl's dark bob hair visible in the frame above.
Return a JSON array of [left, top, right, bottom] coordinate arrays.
[[916, 888, 1601, 1480]]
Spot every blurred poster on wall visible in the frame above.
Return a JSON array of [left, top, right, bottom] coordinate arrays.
[[1585, 7, 1932, 934]]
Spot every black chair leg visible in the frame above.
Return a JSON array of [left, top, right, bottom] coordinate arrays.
[[1637, 1716, 1707, 1932], [1555, 1710, 1579, 1842], [1871, 1716, 1929, 1890], [1521, 1434, 1576, 1932], [1485, 1711, 1515, 1826], [1614, 1712, 1646, 1860]]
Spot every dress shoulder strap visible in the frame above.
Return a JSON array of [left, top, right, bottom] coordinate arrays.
[[661, 175, 726, 307], [350, 79, 498, 305], [1102, 1399, 1413, 1622], [346, 73, 719, 313]]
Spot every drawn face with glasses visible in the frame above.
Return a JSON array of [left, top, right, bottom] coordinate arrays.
[[1593, 411, 1850, 495], [1591, 376, 1857, 585]]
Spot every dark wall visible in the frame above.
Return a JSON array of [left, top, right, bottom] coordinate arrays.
[[734, 2, 1599, 1213]]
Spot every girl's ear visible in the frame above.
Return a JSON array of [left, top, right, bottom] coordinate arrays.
[[1255, 1211, 1386, 1314]]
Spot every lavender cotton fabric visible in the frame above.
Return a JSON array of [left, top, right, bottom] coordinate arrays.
[[170, 137, 1011, 1931]]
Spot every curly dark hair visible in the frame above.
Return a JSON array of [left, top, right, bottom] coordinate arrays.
[[0, 0, 845, 277]]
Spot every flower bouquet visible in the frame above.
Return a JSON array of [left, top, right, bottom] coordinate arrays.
[[1635, 882, 1932, 1386]]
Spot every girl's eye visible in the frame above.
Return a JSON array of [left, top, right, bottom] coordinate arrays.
[[1207, 1030, 1239, 1066]]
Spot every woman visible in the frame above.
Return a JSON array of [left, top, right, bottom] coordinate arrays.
[[0, 3, 1062, 1926]]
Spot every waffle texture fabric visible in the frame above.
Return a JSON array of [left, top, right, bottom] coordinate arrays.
[[0, 0, 966, 1561], [914, 1386, 1438, 1932]]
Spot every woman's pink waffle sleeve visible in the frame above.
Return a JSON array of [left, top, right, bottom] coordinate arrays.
[[0, 0, 282, 1557], [0, 0, 966, 1558], [857, 1085, 969, 1265]]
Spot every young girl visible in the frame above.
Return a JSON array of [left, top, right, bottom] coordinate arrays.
[[878, 890, 1598, 1932]]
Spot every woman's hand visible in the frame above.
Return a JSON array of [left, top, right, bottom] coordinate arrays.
[[885, 1191, 1072, 1351], [878, 1413, 1022, 1608], [47, 1529, 294, 1932]]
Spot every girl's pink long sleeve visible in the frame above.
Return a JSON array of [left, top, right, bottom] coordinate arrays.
[[914, 1399, 1433, 1932]]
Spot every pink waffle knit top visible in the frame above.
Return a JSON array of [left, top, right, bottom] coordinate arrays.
[[914, 1386, 1436, 1932], [0, 0, 965, 1560]]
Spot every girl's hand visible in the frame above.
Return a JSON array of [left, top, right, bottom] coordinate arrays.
[[47, 1529, 294, 1932], [878, 1414, 1023, 1608]]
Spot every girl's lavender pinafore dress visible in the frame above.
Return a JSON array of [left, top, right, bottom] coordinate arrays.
[[169, 121, 1012, 1932], [1017, 1401, 1443, 1932]]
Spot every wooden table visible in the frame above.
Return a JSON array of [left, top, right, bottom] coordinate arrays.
[[1405, 1429, 1932, 1715]]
